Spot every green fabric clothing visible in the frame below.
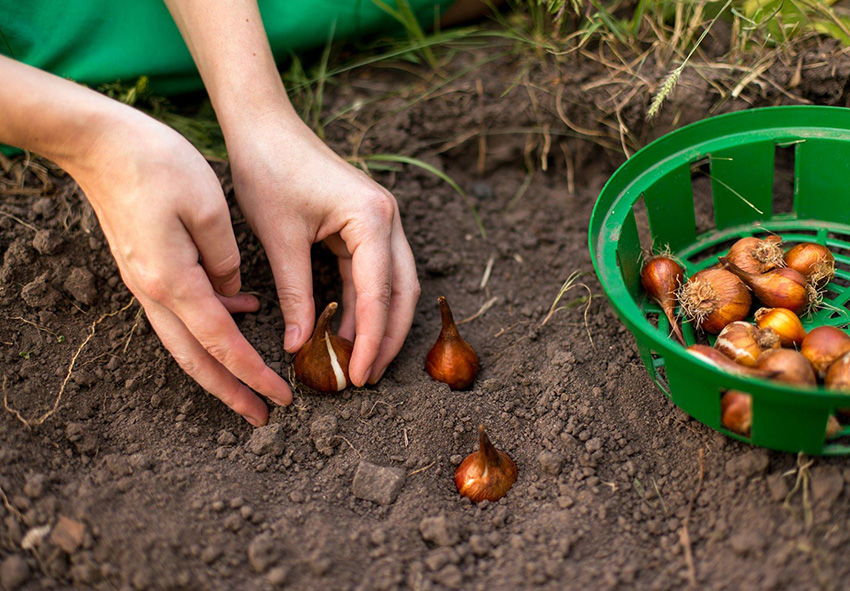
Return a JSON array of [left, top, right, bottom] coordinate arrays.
[[0, 0, 455, 94]]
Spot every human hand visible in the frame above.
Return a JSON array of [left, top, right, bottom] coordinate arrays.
[[70, 106, 292, 426], [226, 107, 421, 387]]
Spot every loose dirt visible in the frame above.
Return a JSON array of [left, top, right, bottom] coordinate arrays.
[[2, 34, 850, 591]]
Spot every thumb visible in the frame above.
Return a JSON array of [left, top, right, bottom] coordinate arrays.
[[267, 238, 315, 352]]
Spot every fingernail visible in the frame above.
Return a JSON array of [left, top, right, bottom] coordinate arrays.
[[369, 366, 387, 385], [245, 415, 263, 427], [284, 326, 301, 351], [362, 365, 374, 387]]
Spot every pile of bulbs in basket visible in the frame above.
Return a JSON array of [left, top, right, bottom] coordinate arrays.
[[641, 236, 849, 439], [292, 297, 517, 503]]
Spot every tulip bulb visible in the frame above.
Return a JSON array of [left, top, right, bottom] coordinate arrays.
[[719, 257, 808, 314], [784, 243, 835, 287], [721, 391, 752, 436], [687, 345, 777, 378], [426, 297, 479, 390], [714, 321, 779, 367], [754, 307, 806, 348], [640, 255, 685, 345], [824, 351, 850, 418], [801, 326, 850, 379], [754, 349, 816, 387], [725, 236, 784, 275], [454, 425, 518, 503], [293, 302, 353, 392], [678, 269, 751, 334]]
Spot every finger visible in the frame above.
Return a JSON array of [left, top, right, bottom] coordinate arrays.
[[171, 268, 292, 406], [265, 233, 315, 353], [368, 216, 420, 384], [180, 194, 243, 297], [143, 300, 270, 426], [338, 257, 356, 341], [347, 229, 393, 387], [217, 293, 261, 314]]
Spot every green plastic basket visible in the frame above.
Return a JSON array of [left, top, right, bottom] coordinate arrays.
[[589, 106, 850, 456]]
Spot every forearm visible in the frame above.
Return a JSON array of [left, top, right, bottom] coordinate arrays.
[[0, 56, 137, 177], [163, 0, 298, 134]]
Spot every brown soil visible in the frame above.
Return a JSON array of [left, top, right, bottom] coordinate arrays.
[[2, 33, 850, 591]]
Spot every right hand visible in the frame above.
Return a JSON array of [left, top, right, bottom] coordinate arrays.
[[69, 106, 291, 427]]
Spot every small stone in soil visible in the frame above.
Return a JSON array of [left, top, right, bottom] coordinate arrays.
[[266, 565, 289, 586], [217, 430, 237, 446], [49, 516, 86, 554], [248, 423, 285, 457], [0, 555, 30, 590], [419, 515, 459, 547], [63, 267, 98, 306], [31, 229, 63, 255], [538, 451, 565, 476], [310, 415, 339, 456], [351, 461, 405, 506]]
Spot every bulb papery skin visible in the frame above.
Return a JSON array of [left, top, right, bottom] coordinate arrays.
[[454, 426, 518, 503], [714, 321, 779, 368], [726, 236, 784, 275], [825, 352, 850, 419], [426, 297, 479, 390], [687, 345, 775, 378], [293, 302, 354, 392], [801, 326, 850, 379], [678, 269, 751, 334], [754, 349, 816, 387], [754, 307, 806, 348], [719, 257, 808, 314], [721, 390, 752, 436], [640, 255, 685, 345], [785, 243, 835, 286]]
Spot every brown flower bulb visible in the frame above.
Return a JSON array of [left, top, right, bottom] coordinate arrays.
[[293, 302, 353, 392], [678, 269, 751, 334], [425, 297, 479, 390], [454, 426, 518, 503], [640, 255, 685, 345]]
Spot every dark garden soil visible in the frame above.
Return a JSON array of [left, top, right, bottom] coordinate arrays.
[[2, 34, 850, 591]]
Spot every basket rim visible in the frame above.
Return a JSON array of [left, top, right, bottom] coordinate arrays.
[[588, 105, 850, 406]]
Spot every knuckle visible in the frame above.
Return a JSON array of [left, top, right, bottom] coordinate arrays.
[[205, 338, 238, 369], [135, 270, 168, 303], [192, 200, 228, 232], [171, 350, 202, 379], [364, 191, 396, 227], [206, 248, 241, 281], [276, 285, 311, 311]]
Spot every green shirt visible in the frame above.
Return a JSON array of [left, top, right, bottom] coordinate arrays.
[[0, 0, 455, 94]]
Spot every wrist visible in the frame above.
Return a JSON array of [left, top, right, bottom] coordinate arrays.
[[214, 83, 301, 139]]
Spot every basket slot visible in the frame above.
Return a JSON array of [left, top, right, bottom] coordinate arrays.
[[750, 397, 830, 455], [617, 207, 643, 299], [642, 164, 696, 252], [709, 143, 774, 230], [796, 138, 850, 223]]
